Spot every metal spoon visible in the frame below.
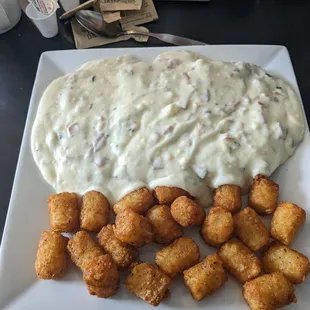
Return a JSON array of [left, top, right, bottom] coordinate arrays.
[[75, 10, 206, 46]]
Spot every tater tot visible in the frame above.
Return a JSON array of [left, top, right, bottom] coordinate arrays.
[[80, 191, 110, 232], [200, 207, 234, 248], [126, 262, 171, 306], [234, 207, 269, 251], [183, 253, 227, 301], [113, 209, 153, 247], [48, 192, 79, 232], [213, 184, 241, 214], [154, 186, 191, 205], [171, 196, 205, 227], [263, 241, 310, 284], [243, 272, 297, 310], [97, 224, 138, 268], [155, 237, 200, 278], [270, 202, 306, 245], [67, 231, 103, 271], [35, 231, 69, 279], [248, 175, 279, 216], [218, 238, 262, 283], [113, 187, 154, 215], [146, 205, 183, 244], [83, 254, 120, 298]]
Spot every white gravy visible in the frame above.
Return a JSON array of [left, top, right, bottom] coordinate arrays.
[[31, 51, 305, 206]]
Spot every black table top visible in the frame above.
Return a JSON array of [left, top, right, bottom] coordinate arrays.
[[0, 0, 309, 240]]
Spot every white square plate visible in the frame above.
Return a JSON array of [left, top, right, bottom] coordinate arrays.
[[0, 45, 309, 310]]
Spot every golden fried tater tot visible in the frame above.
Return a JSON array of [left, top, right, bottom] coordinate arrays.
[[88, 285, 118, 299], [200, 207, 233, 248], [83, 254, 120, 298], [243, 272, 297, 310], [126, 262, 171, 306], [146, 205, 183, 244], [35, 231, 69, 279], [80, 191, 110, 232], [155, 237, 200, 278], [270, 202, 306, 245], [234, 207, 269, 251], [48, 192, 79, 232], [171, 196, 205, 227], [263, 241, 310, 284], [248, 175, 279, 216], [218, 238, 262, 283], [213, 184, 241, 214], [153, 186, 190, 205], [183, 253, 227, 301], [113, 209, 153, 247], [113, 187, 154, 215], [97, 224, 138, 268], [67, 231, 103, 271]]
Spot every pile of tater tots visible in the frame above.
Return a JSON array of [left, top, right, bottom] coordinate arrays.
[[35, 174, 308, 309]]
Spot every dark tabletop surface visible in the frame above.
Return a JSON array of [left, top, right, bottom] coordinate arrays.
[[0, 0, 309, 240]]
